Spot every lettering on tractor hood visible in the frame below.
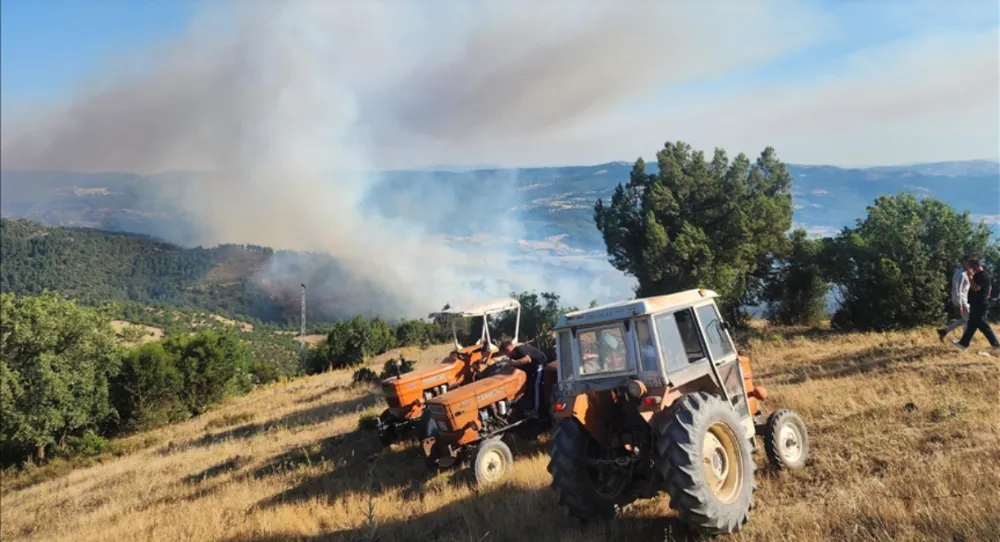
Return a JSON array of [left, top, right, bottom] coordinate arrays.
[[422, 374, 446, 386], [476, 389, 501, 403]]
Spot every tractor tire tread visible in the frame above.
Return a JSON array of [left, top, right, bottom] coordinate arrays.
[[654, 391, 756, 536], [547, 419, 639, 524]]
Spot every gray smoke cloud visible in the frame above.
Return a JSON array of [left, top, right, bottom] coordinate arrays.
[[0, 0, 821, 318]]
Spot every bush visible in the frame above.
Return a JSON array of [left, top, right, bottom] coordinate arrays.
[[248, 360, 282, 386], [305, 316, 400, 374], [111, 342, 187, 432], [64, 431, 109, 458], [379, 357, 415, 380], [395, 319, 449, 347], [162, 329, 250, 415], [352, 367, 380, 385]]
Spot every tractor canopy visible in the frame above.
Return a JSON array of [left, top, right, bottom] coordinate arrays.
[[429, 297, 521, 351]]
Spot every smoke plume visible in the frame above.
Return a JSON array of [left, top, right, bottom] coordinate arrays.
[[0, 0, 816, 318]]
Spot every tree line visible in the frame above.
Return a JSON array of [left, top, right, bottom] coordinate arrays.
[[302, 291, 576, 374], [0, 288, 571, 468], [594, 141, 1000, 330], [0, 292, 261, 464]]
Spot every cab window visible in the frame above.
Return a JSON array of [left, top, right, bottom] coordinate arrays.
[[696, 304, 735, 360], [654, 309, 707, 373], [577, 326, 628, 376], [633, 319, 660, 372]]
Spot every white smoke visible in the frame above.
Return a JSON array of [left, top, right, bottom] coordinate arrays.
[[0, 0, 820, 318]]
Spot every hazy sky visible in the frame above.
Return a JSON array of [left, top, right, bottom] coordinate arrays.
[[1, 0, 997, 171]]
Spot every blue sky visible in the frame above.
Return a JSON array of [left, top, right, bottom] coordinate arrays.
[[0, 0, 997, 170], [1, 0, 194, 103]]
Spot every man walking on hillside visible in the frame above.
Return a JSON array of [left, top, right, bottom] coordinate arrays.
[[954, 258, 1000, 352], [499, 340, 549, 420], [938, 258, 972, 341]]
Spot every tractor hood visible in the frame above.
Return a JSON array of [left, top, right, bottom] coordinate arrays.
[[426, 366, 527, 414], [381, 359, 459, 396]]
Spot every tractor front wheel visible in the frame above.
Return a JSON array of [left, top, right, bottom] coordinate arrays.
[[547, 418, 639, 523], [762, 409, 809, 471], [655, 392, 755, 536], [472, 437, 514, 486]]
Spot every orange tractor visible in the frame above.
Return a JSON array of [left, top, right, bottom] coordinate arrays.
[[546, 289, 809, 536], [375, 297, 522, 447], [421, 354, 558, 485]]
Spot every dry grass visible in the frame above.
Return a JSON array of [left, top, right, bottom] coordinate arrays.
[[295, 334, 328, 347], [110, 320, 165, 346], [3, 330, 1000, 542]]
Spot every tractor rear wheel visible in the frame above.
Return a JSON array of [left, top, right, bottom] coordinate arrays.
[[655, 392, 755, 536], [547, 418, 639, 523], [473, 437, 514, 486], [763, 409, 808, 471]]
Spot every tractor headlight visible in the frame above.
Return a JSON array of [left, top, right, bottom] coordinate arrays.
[[627, 379, 647, 398]]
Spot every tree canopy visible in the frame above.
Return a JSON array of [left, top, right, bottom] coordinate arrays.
[[1, 292, 121, 462], [594, 142, 794, 324], [823, 193, 996, 331]]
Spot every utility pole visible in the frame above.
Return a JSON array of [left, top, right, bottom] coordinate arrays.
[[300, 283, 307, 362]]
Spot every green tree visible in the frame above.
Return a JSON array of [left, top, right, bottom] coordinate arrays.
[[594, 142, 793, 326], [984, 241, 1000, 320], [763, 229, 829, 326], [823, 193, 994, 331], [0, 292, 121, 463], [304, 315, 399, 374], [162, 329, 249, 414], [395, 319, 449, 347], [111, 342, 187, 432]]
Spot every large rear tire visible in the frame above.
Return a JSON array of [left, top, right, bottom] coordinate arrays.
[[655, 392, 756, 536], [547, 418, 639, 523]]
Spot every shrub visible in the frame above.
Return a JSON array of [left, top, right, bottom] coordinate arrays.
[[65, 431, 109, 458], [352, 367, 380, 385], [112, 342, 187, 432], [379, 357, 415, 380]]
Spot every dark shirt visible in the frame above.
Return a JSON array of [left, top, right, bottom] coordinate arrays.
[[969, 269, 992, 309], [511, 343, 548, 369]]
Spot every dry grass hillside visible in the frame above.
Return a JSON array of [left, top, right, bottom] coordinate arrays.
[[3, 328, 1000, 542]]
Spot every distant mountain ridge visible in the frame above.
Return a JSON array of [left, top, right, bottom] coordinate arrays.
[[2, 158, 998, 256]]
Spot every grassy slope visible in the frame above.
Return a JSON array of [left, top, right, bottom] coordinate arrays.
[[3, 329, 999, 542]]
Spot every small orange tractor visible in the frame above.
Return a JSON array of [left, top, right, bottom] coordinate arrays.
[[546, 289, 809, 536], [421, 354, 558, 485], [375, 297, 522, 447]]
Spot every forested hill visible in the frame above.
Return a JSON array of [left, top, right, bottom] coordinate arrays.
[[0, 218, 299, 324]]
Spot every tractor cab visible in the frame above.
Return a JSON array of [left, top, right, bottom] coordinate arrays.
[[547, 288, 809, 536]]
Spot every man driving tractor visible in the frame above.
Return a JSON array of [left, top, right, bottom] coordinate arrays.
[[499, 340, 549, 419]]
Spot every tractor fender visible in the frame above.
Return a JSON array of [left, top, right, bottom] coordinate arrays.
[[552, 392, 609, 446]]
